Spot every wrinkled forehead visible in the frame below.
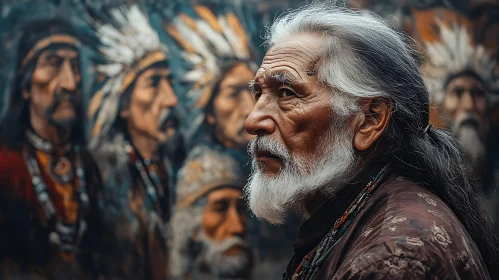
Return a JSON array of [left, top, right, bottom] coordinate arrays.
[[257, 33, 325, 79], [39, 46, 79, 60], [206, 187, 243, 204], [446, 75, 486, 90]]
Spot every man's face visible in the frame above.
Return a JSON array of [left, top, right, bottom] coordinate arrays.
[[202, 188, 247, 254], [121, 66, 179, 144], [25, 47, 81, 131], [208, 63, 256, 150], [199, 188, 252, 278], [245, 33, 334, 176], [443, 74, 488, 166], [443, 75, 487, 125], [244, 33, 359, 224]]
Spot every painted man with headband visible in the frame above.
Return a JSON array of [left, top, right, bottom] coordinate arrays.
[[88, 5, 181, 280], [169, 146, 253, 280], [0, 18, 103, 279]]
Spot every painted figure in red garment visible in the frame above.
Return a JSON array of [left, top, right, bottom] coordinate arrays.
[[0, 18, 103, 279]]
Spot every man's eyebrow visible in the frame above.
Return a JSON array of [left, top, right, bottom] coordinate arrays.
[[209, 198, 230, 206], [248, 70, 302, 97], [248, 79, 258, 96], [267, 71, 298, 85], [44, 52, 62, 60]]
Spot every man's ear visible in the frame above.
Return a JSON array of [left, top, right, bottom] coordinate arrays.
[[22, 89, 30, 100], [353, 97, 392, 151], [206, 114, 216, 126], [119, 107, 130, 119]]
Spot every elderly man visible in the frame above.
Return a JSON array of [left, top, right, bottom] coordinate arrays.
[[0, 19, 102, 279], [442, 70, 489, 171], [244, 4, 497, 280], [169, 146, 252, 279], [419, 15, 497, 181], [88, 5, 180, 280]]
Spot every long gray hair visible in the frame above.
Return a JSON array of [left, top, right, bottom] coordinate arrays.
[[265, 1, 497, 275]]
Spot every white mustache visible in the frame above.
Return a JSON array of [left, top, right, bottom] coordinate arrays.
[[213, 236, 249, 254], [453, 112, 481, 131], [248, 135, 292, 163]]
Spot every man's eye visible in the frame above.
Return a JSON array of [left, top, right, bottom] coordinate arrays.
[[453, 88, 464, 97], [471, 88, 485, 97], [278, 88, 296, 98], [47, 58, 62, 67]]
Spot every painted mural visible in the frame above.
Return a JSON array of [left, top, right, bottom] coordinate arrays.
[[0, 0, 294, 279], [0, 0, 498, 279]]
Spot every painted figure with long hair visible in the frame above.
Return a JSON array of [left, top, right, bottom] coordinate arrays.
[[0, 18, 103, 279], [87, 4, 182, 279]]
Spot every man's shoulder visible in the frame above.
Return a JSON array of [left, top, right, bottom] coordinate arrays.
[[333, 175, 489, 279]]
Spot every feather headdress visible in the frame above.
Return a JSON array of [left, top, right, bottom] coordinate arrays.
[[422, 19, 497, 104], [87, 4, 169, 148], [165, 4, 257, 142]]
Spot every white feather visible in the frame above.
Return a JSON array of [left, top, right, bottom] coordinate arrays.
[[423, 20, 496, 104]]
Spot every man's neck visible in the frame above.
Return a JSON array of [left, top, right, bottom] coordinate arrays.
[[303, 159, 376, 218], [30, 112, 70, 148], [304, 192, 330, 218], [128, 128, 160, 160]]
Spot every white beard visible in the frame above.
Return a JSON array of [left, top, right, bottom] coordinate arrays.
[[198, 232, 252, 279], [244, 122, 358, 225], [453, 112, 486, 170]]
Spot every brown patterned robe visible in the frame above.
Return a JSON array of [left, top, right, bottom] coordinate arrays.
[[286, 171, 490, 279]]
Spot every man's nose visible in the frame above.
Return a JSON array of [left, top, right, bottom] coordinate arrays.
[[225, 205, 246, 238], [58, 60, 78, 92], [245, 95, 275, 136], [159, 79, 178, 108], [460, 91, 477, 112]]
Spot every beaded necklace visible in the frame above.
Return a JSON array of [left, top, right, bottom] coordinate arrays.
[[24, 131, 89, 254], [291, 165, 390, 280]]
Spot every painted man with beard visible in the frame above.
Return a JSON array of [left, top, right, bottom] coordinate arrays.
[[442, 70, 489, 175], [418, 14, 497, 186], [244, 3, 497, 280], [169, 146, 252, 280], [0, 19, 103, 279], [87, 5, 181, 280]]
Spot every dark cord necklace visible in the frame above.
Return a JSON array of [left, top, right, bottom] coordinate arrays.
[[291, 165, 390, 280], [123, 140, 170, 220]]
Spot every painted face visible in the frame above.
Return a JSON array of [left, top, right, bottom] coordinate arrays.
[[122, 66, 178, 144], [443, 75, 487, 125], [245, 33, 334, 176], [201, 188, 247, 256], [443, 74, 488, 167], [25, 47, 81, 130], [208, 63, 256, 150]]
